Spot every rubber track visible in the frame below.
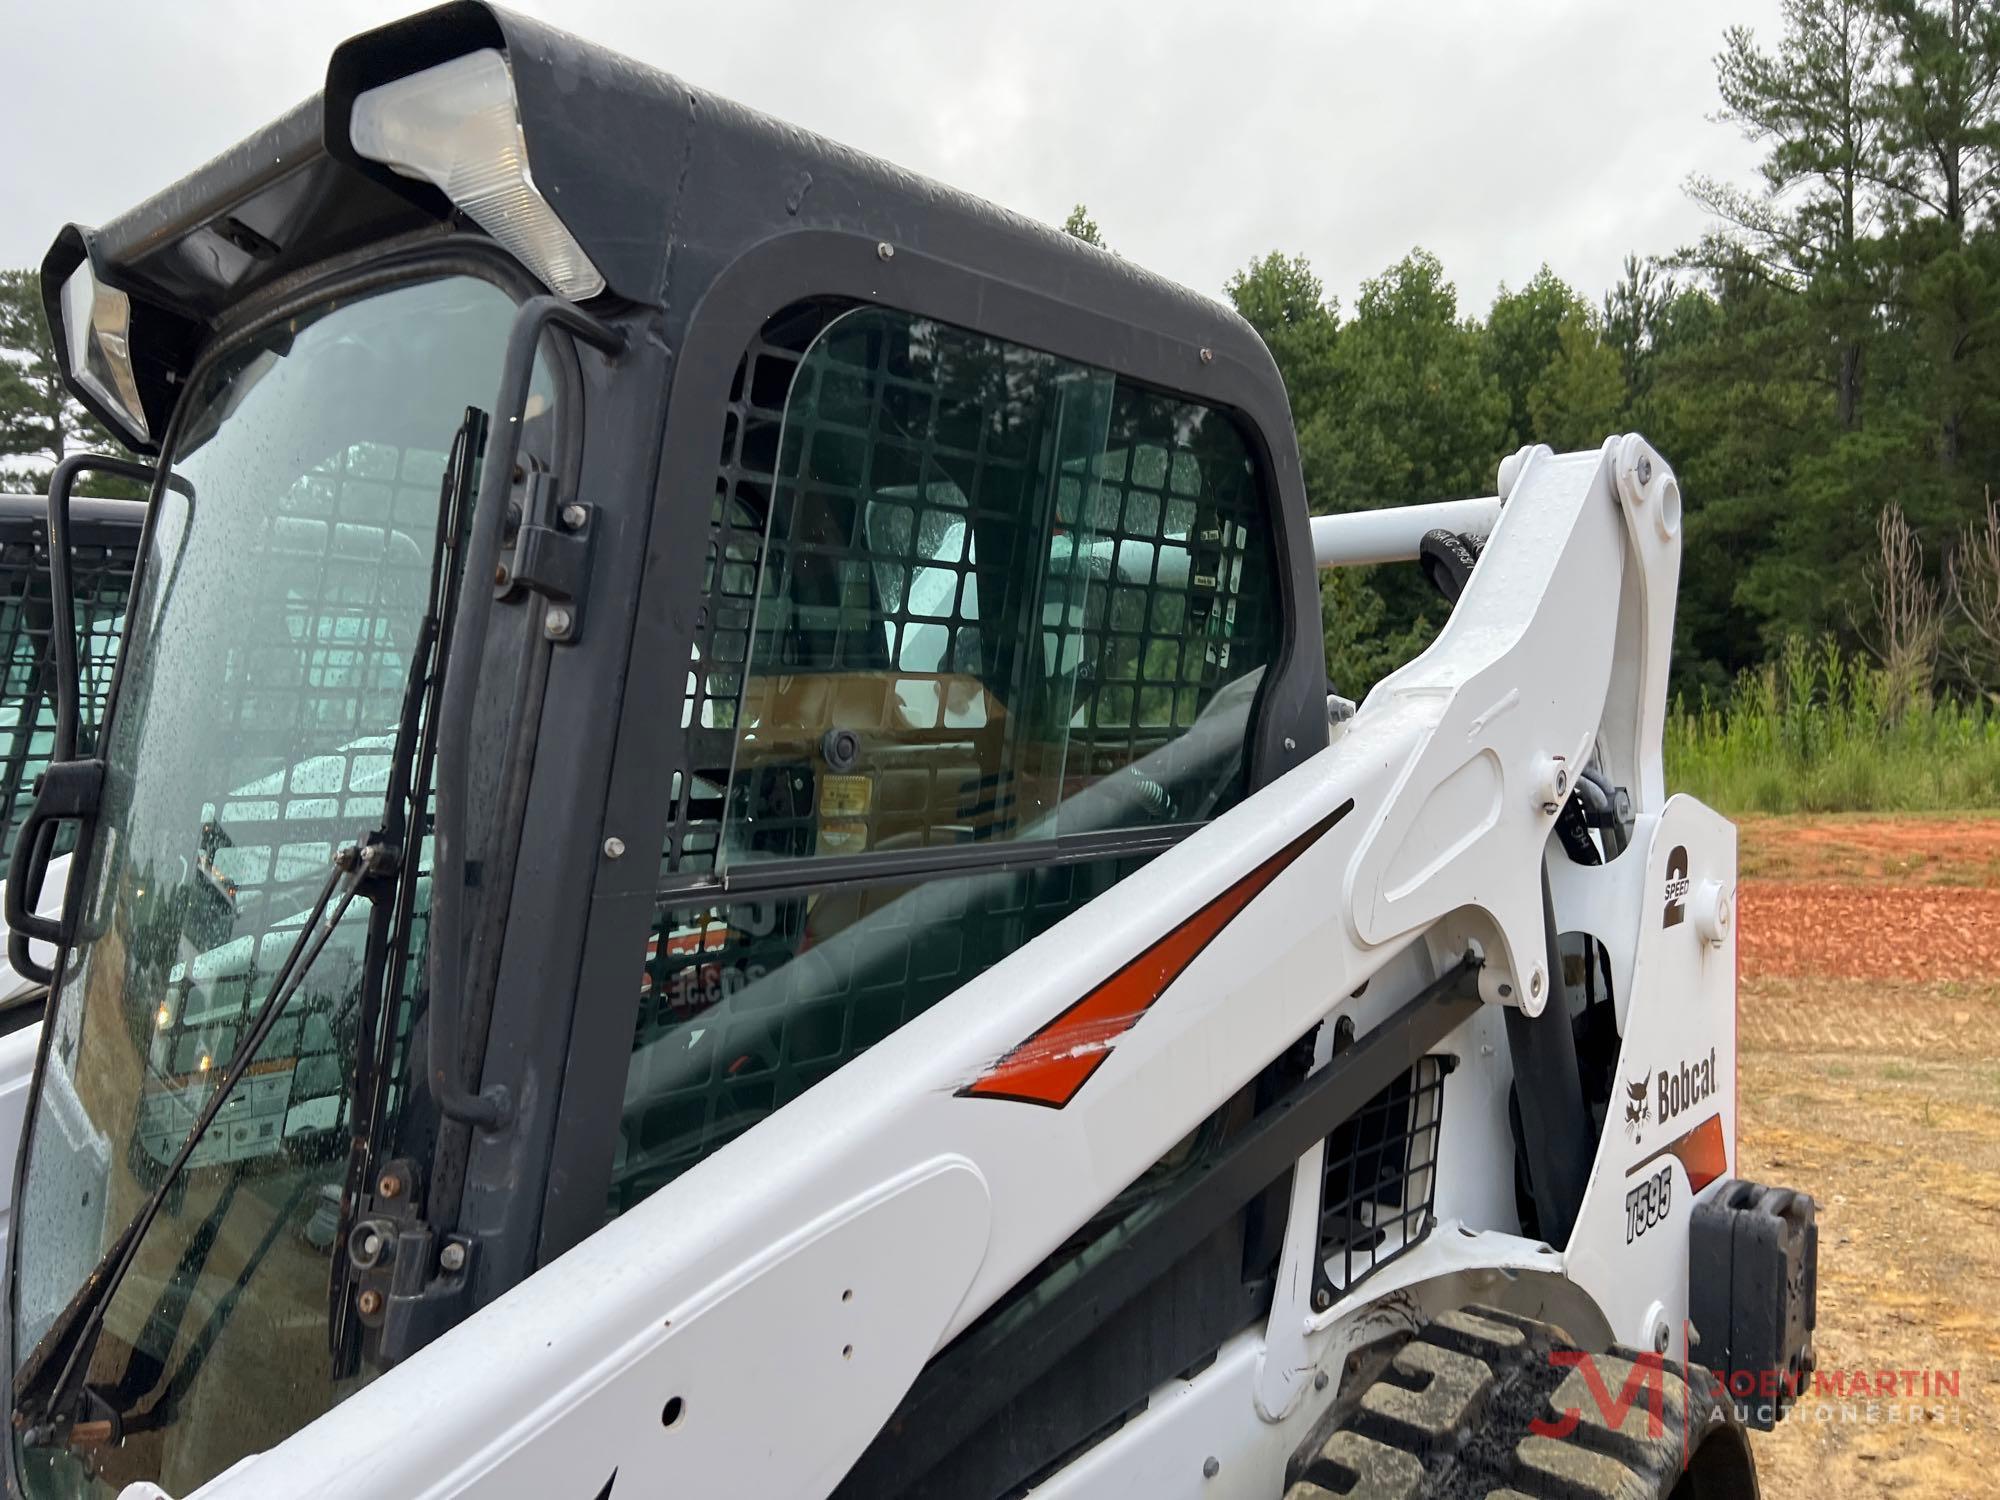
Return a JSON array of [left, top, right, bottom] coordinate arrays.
[[1287, 1305, 1737, 1499]]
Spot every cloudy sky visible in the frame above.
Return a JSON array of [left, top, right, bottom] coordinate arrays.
[[2, 0, 1783, 318]]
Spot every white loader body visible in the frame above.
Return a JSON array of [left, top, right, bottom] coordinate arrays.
[[110, 437, 1740, 1499]]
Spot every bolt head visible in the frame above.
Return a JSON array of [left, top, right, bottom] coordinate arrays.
[[1312, 1287, 1332, 1311], [1199, 347, 1214, 364], [377, 1173, 402, 1199], [358, 1231, 382, 1260], [1654, 1321, 1671, 1354], [1530, 968, 1545, 999], [494, 563, 510, 587], [545, 605, 574, 639], [561, 503, 588, 530], [603, 835, 627, 860], [1637, 455, 1655, 486], [876, 241, 894, 260], [357, 1289, 383, 1317], [1202, 1456, 1220, 1479], [440, 1242, 467, 1273], [1314, 1370, 1330, 1391]]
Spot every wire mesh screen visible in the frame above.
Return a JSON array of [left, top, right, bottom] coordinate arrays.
[[1050, 387, 1279, 807], [615, 300, 1283, 1220], [0, 527, 140, 851], [194, 441, 444, 942], [1319, 1055, 1446, 1295], [612, 853, 1150, 1214], [713, 306, 1281, 867], [719, 308, 1119, 865], [661, 301, 850, 878]]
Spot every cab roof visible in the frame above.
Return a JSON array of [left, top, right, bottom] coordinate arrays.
[[44, 2, 1286, 457]]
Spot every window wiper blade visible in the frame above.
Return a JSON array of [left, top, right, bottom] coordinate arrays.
[[11, 840, 382, 1448], [326, 408, 482, 1376]]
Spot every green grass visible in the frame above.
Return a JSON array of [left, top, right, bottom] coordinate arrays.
[[1666, 636, 2000, 814]]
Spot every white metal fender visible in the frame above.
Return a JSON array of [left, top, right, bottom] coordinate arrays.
[[166, 1157, 992, 1500]]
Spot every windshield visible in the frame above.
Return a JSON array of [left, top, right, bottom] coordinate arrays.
[[10, 274, 542, 1499]]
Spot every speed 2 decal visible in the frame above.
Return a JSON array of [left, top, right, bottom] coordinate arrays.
[[1663, 843, 1690, 927], [960, 800, 1354, 1108]]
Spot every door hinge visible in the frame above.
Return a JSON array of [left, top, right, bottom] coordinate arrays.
[[343, 1157, 479, 1367], [499, 467, 595, 641]]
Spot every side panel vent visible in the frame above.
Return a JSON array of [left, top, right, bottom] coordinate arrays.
[[1318, 1054, 1446, 1296]]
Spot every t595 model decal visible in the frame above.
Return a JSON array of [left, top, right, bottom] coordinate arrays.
[[959, 799, 1355, 1109]]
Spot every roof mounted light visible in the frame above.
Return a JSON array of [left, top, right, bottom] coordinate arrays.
[[350, 48, 605, 301], [60, 259, 149, 444]]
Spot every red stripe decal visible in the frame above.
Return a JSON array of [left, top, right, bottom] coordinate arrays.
[[960, 799, 1354, 1109], [1627, 1112, 1730, 1194]]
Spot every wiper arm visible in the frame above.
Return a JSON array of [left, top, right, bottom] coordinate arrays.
[[328, 407, 482, 1374], [12, 840, 383, 1448]]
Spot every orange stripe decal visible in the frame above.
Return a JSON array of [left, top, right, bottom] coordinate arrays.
[[960, 799, 1354, 1109], [1628, 1112, 1730, 1193]]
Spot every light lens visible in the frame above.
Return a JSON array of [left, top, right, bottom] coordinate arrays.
[[60, 259, 150, 443], [350, 48, 606, 301]]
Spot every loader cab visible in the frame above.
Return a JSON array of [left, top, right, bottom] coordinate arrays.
[[4, 7, 1327, 1496]]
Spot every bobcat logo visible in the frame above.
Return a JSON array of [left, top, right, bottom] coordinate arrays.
[[1623, 1076, 1651, 1142]]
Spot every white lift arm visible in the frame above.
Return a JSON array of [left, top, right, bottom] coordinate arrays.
[[1311, 495, 1502, 567]]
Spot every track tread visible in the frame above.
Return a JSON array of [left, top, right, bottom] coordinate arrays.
[[1290, 1305, 1740, 1500]]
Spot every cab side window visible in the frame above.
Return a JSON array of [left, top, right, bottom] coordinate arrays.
[[611, 304, 1281, 1212], [720, 307, 1278, 866]]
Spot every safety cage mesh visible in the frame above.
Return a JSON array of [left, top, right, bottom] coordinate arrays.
[[611, 298, 1284, 1217], [659, 300, 851, 878], [0, 527, 139, 851], [1318, 1054, 1446, 1296]]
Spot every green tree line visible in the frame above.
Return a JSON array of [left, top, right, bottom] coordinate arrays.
[[2, 0, 1995, 705], [0, 268, 134, 498], [1075, 0, 2000, 708]]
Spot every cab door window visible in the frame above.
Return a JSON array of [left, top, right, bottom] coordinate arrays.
[[611, 304, 1282, 1213], [718, 307, 1277, 867]]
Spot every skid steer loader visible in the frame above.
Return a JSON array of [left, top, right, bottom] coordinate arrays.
[[3, 7, 1817, 1498]]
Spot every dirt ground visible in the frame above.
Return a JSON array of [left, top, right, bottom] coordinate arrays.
[[1734, 814, 2000, 1498]]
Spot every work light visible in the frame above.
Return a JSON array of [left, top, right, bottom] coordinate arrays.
[[60, 258, 149, 444], [349, 48, 606, 301]]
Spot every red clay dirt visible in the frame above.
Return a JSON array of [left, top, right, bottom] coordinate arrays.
[[1740, 882, 2000, 982], [1733, 814, 2000, 1499]]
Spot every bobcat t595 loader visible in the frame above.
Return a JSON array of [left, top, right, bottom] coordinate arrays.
[[3, 7, 1818, 1498]]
